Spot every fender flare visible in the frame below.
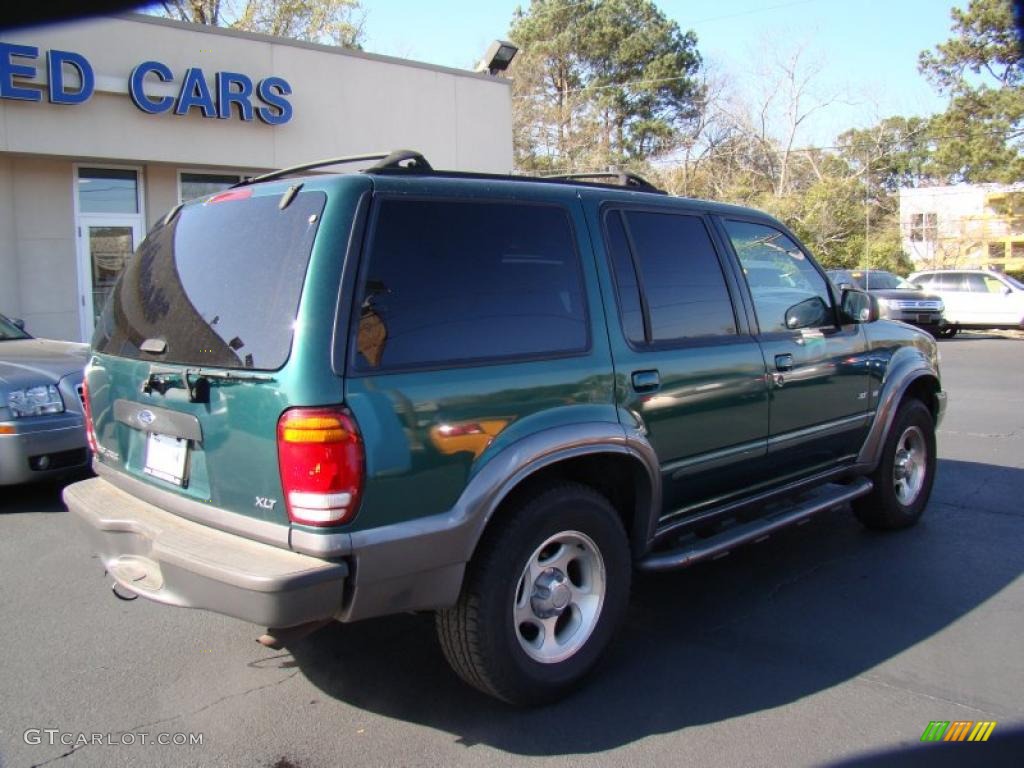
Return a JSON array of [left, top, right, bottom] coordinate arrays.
[[856, 346, 943, 471], [455, 421, 662, 562]]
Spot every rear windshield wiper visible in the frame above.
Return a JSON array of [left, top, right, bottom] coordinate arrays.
[[143, 368, 275, 403]]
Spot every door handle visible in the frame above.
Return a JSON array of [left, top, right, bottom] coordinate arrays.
[[631, 370, 661, 393], [774, 353, 794, 371]]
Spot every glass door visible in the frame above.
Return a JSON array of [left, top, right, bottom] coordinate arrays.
[[81, 221, 143, 331], [75, 166, 144, 341]]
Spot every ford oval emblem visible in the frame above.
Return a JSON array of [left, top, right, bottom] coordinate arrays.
[[138, 409, 156, 427]]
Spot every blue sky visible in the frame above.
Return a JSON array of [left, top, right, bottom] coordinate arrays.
[[361, 0, 960, 146]]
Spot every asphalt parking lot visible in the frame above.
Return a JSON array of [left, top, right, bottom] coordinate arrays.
[[2, 334, 1022, 768]]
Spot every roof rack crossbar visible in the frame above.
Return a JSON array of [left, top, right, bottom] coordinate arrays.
[[233, 150, 432, 187], [543, 170, 665, 193]]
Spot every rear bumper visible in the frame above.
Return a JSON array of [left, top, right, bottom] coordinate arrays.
[[63, 477, 347, 628]]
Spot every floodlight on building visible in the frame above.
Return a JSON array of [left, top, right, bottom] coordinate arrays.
[[475, 40, 518, 75]]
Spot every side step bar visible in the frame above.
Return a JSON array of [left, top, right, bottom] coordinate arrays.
[[637, 479, 873, 572]]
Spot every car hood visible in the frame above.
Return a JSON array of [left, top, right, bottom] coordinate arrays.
[[0, 339, 90, 389], [868, 289, 943, 302]]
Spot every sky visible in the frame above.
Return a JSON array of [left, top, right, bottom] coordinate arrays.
[[360, 0, 961, 147]]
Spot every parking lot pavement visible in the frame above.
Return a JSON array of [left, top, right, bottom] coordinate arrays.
[[2, 336, 1022, 768]]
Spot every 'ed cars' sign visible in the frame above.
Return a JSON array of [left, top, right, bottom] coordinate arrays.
[[0, 43, 293, 125]]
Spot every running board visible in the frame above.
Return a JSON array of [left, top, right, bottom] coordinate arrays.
[[637, 478, 873, 572]]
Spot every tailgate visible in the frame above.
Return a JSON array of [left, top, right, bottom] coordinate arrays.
[[85, 182, 339, 527]]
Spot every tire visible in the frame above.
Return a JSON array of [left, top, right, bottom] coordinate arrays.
[[436, 483, 631, 705], [855, 398, 936, 530], [937, 325, 958, 339]]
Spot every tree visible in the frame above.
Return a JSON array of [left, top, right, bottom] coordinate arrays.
[[918, 0, 1023, 182], [508, 0, 703, 172], [157, 0, 365, 48]]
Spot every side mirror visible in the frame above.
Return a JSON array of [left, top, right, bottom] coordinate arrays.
[[841, 288, 878, 324], [12, 317, 25, 330], [785, 296, 830, 330], [836, 282, 854, 291], [1004, 286, 1013, 296]]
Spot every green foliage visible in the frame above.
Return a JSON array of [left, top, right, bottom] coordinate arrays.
[[509, 0, 702, 172], [918, 0, 1023, 182]]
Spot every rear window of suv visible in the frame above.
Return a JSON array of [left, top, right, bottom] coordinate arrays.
[[93, 189, 326, 370], [352, 199, 588, 371]]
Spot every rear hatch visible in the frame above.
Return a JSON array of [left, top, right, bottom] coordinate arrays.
[[84, 178, 359, 527]]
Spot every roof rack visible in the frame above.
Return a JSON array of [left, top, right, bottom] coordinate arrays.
[[232, 149, 668, 196], [233, 149, 432, 187], [543, 171, 665, 194]]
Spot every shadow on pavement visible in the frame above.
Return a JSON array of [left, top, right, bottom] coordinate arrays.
[[0, 470, 89, 514], [288, 458, 1024, 755]]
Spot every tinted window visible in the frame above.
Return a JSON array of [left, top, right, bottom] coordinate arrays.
[[180, 172, 244, 202], [353, 200, 587, 370], [614, 211, 736, 342], [604, 212, 646, 344], [93, 190, 326, 370], [723, 220, 833, 333]]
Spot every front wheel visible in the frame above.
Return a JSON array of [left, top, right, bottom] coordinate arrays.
[[855, 398, 936, 530], [937, 324, 958, 339], [436, 483, 631, 705]]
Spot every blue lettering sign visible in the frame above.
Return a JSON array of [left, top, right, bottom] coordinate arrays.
[[216, 71, 254, 121], [256, 77, 292, 126], [175, 67, 217, 118], [47, 49, 94, 105], [0, 43, 41, 102], [129, 60, 174, 114]]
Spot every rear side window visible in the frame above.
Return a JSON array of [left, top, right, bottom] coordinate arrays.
[[605, 210, 737, 344], [352, 199, 588, 371], [93, 190, 326, 370]]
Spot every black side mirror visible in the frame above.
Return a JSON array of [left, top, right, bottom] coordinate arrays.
[[785, 296, 830, 330], [12, 317, 25, 330], [841, 289, 879, 324]]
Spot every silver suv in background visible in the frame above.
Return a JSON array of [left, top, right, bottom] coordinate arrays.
[[908, 269, 1024, 338], [827, 270, 946, 337]]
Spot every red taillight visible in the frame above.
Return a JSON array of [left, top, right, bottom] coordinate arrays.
[[277, 407, 364, 527], [81, 379, 98, 454]]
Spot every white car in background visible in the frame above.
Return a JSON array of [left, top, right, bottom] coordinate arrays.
[[908, 269, 1024, 338]]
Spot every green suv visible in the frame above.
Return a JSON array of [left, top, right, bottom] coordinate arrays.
[[65, 151, 946, 705]]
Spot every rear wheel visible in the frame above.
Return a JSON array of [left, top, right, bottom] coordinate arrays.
[[436, 483, 630, 705], [855, 398, 936, 530]]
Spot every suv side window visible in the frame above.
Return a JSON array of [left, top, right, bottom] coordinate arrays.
[[605, 209, 737, 344], [352, 199, 588, 371], [723, 220, 833, 334]]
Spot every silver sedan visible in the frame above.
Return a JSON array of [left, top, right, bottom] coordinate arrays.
[[1, 314, 91, 485]]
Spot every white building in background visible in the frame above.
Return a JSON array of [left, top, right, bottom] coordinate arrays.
[[0, 13, 513, 342], [899, 183, 1024, 273]]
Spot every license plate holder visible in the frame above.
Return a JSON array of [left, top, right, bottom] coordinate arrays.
[[143, 432, 189, 486]]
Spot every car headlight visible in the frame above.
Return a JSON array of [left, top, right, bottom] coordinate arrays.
[[6, 385, 65, 418]]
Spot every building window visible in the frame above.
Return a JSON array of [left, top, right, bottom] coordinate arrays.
[[1012, 242, 1024, 260], [988, 242, 1005, 261], [909, 212, 937, 242], [179, 172, 245, 202], [78, 168, 139, 214]]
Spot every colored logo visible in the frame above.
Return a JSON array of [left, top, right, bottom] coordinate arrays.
[[137, 410, 155, 427], [920, 721, 997, 742]]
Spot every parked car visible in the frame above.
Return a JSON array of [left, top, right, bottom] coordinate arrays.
[[827, 269, 946, 336], [907, 268, 1024, 337], [64, 152, 946, 705], [1, 313, 91, 485]]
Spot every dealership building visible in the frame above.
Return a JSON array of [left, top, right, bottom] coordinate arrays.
[[0, 13, 513, 342]]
